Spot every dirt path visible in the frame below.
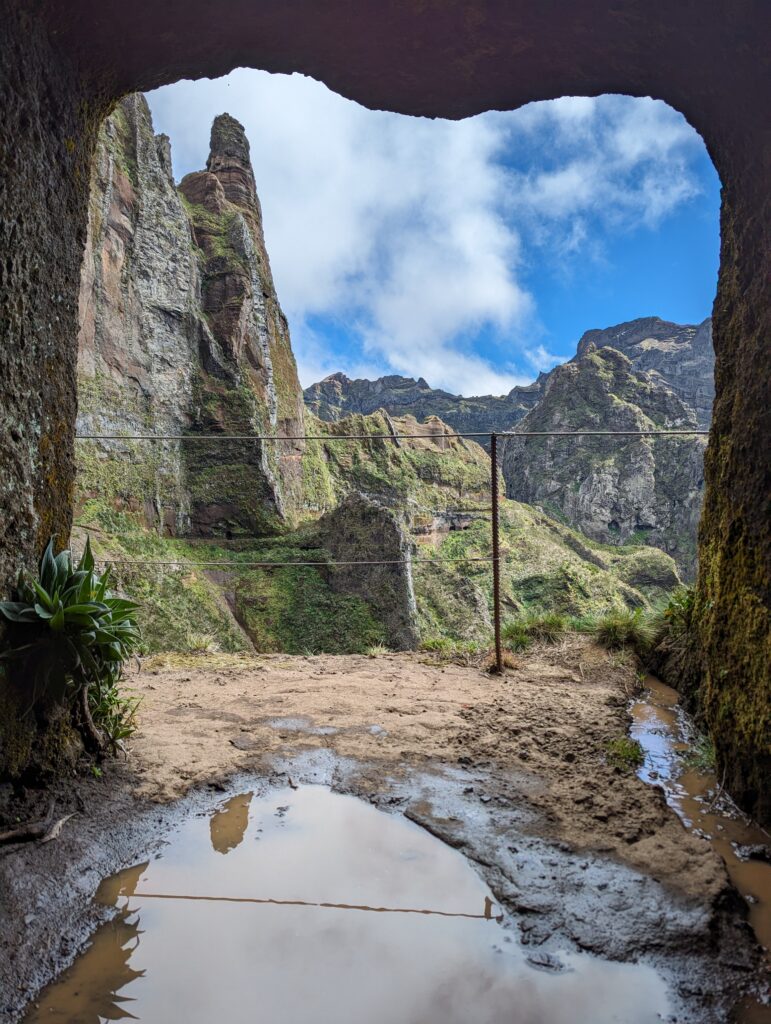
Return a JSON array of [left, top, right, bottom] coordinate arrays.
[[131, 640, 723, 901]]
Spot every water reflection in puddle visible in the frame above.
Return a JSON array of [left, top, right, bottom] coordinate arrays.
[[26, 786, 673, 1024]]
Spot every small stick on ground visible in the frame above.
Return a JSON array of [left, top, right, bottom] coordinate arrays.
[[0, 800, 55, 846], [40, 813, 75, 844]]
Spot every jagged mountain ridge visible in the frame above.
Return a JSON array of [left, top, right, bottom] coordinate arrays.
[[77, 95, 307, 538], [305, 372, 546, 440], [305, 318, 713, 578], [305, 316, 713, 434]]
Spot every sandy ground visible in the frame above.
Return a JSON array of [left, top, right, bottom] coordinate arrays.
[[129, 639, 724, 902]]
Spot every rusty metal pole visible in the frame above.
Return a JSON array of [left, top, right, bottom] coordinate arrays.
[[490, 433, 503, 674]]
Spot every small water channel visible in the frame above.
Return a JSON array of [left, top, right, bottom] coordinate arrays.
[[630, 677, 771, 1022], [25, 785, 675, 1024]]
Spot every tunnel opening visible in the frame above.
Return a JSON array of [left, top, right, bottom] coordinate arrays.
[[0, 6, 769, 1023], [71, 74, 719, 663]]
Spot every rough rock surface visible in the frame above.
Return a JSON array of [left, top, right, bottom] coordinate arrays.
[[575, 317, 714, 429], [77, 97, 306, 537], [502, 346, 706, 578]]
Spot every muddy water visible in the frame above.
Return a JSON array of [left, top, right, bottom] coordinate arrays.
[[630, 677, 771, 1022], [25, 786, 674, 1024]]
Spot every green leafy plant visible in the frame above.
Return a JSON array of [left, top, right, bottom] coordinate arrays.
[[0, 538, 142, 752], [681, 733, 717, 774], [660, 586, 695, 641]]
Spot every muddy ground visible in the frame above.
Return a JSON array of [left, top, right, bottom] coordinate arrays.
[[0, 639, 766, 1022]]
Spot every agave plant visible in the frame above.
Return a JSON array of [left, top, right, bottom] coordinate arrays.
[[0, 537, 142, 750]]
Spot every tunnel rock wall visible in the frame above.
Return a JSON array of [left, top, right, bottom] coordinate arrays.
[[695, 156, 771, 823], [0, 4, 98, 590], [0, 0, 768, 819]]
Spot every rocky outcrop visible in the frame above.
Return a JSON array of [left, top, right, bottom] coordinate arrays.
[[76, 97, 306, 537], [574, 317, 714, 428], [502, 345, 706, 578], [316, 495, 420, 650]]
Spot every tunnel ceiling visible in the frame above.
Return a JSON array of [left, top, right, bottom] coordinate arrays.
[[50, 0, 762, 159]]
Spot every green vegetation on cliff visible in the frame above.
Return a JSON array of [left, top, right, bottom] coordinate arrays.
[[73, 503, 386, 656], [415, 500, 679, 645], [74, 473, 680, 658], [302, 411, 491, 514]]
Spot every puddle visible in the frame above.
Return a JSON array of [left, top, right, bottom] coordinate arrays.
[[25, 786, 674, 1024], [631, 677, 771, 1020]]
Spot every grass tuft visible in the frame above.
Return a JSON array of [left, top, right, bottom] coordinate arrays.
[[592, 608, 657, 655], [365, 644, 392, 658], [606, 736, 645, 771], [502, 610, 568, 651]]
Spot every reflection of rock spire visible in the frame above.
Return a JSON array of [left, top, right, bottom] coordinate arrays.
[[33, 860, 149, 1020], [209, 792, 253, 855]]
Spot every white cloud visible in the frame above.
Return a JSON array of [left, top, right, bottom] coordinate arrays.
[[147, 77, 706, 396], [501, 96, 703, 233]]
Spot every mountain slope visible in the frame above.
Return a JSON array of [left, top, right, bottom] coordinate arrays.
[[574, 317, 714, 429], [74, 95, 684, 655], [305, 319, 712, 578], [502, 345, 706, 577]]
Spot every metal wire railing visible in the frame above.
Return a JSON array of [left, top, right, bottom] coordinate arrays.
[[76, 430, 708, 440], [76, 426, 709, 672]]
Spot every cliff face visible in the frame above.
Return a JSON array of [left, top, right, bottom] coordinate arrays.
[[76, 97, 306, 537], [502, 345, 706, 578]]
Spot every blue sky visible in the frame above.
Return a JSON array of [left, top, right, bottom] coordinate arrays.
[[148, 72, 719, 396]]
